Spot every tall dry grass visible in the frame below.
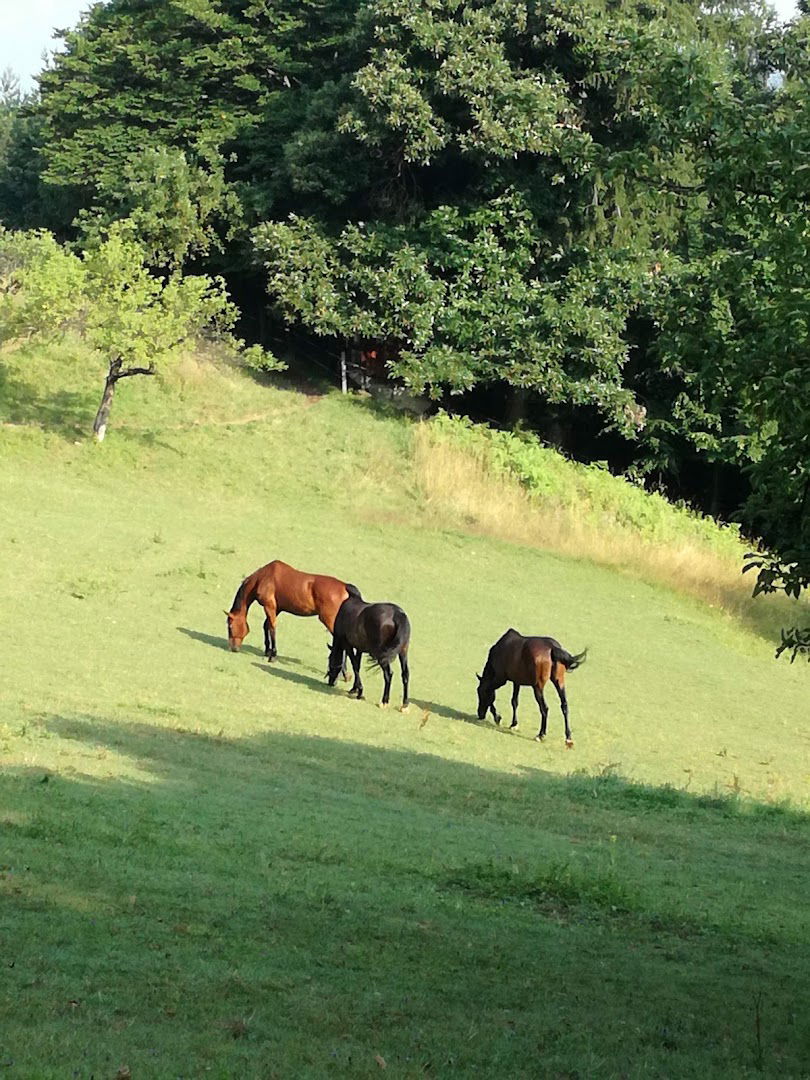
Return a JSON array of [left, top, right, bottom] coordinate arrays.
[[413, 424, 801, 637]]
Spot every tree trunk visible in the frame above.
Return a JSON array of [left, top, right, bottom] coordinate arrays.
[[91, 357, 155, 441], [507, 386, 528, 427], [92, 363, 120, 442], [709, 460, 722, 519], [257, 299, 267, 345]]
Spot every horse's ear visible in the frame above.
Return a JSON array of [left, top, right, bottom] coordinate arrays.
[[475, 672, 482, 682], [223, 610, 231, 617]]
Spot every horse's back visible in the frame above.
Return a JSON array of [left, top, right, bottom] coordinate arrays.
[[255, 559, 291, 580], [311, 572, 349, 602], [309, 573, 350, 630], [525, 635, 560, 656], [359, 600, 405, 633], [256, 560, 348, 621], [368, 602, 410, 644], [336, 597, 409, 655], [488, 630, 555, 685], [487, 628, 525, 670]]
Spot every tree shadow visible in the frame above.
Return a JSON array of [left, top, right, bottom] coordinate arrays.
[[2, 714, 807, 1076], [0, 362, 97, 438], [115, 428, 185, 453]]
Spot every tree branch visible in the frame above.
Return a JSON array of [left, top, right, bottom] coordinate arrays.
[[112, 363, 156, 381]]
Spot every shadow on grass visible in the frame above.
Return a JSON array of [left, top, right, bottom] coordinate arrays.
[[178, 626, 311, 667], [0, 363, 97, 438], [115, 428, 186, 454], [252, 661, 334, 695], [2, 714, 808, 1076], [177, 626, 243, 654], [408, 699, 536, 741], [411, 697, 485, 727]]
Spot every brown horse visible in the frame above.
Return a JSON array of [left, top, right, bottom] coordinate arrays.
[[476, 629, 587, 746], [225, 560, 353, 660]]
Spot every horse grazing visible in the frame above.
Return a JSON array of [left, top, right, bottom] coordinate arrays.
[[476, 629, 587, 746], [225, 560, 352, 660], [327, 587, 411, 709]]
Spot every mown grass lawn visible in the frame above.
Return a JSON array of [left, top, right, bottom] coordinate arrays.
[[1, 347, 808, 1077]]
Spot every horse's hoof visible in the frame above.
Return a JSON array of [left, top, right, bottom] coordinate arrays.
[[399, 705, 410, 714], [510, 721, 518, 730], [535, 734, 545, 743], [565, 739, 574, 749], [377, 702, 389, 710]]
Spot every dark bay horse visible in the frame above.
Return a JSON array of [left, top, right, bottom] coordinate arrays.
[[327, 587, 411, 709], [225, 559, 352, 660], [476, 629, 586, 746]]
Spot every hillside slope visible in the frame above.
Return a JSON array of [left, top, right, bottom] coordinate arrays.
[[1, 342, 808, 1077], [2, 340, 805, 801]]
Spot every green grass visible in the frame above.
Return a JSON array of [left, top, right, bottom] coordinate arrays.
[[1, 341, 809, 1077]]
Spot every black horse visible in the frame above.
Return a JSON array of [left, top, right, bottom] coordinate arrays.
[[327, 586, 411, 709], [476, 628, 586, 746]]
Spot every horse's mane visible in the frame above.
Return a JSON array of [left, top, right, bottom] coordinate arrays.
[[345, 583, 363, 600], [229, 575, 252, 613]]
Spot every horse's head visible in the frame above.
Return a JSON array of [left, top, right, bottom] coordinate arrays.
[[225, 610, 248, 651], [326, 639, 344, 686], [476, 671, 495, 720]]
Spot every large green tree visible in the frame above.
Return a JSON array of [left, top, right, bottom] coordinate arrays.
[[31, 0, 369, 242], [16, 0, 810, 647], [649, 12, 810, 656], [255, 1, 763, 424]]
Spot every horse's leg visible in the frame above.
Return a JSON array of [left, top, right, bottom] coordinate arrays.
[[379, 661, 393, 707], [533, 685, 550, 742], [488, 694, 501, 725], [263, 604, 278, 661], [551, 670, 573, 747], [510, 683, 520, 729], [399, 652, 410, 711], [348, 649, 364, 699]]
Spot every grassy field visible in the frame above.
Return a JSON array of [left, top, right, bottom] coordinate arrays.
[[1, 343, 809, 1077]]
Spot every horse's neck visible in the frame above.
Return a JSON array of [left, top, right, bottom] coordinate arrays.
[[232, 574, 260, 614]]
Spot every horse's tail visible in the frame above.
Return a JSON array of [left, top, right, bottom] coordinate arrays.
[[345, 582, 362, 600], [370, 609, 411, 669], [552, 643, 588, 671]]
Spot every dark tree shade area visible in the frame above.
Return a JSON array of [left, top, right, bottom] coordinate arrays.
[[0, 0, 808, 654]]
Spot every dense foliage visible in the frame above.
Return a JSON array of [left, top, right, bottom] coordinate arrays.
[[0, 0, 807, 649]]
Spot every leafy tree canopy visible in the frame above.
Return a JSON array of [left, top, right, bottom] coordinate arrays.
[[8, 0, 809, 647]]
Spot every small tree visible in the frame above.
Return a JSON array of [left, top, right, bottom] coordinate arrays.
[[80, 230, 238, 440], [0, 225, 278, 439]]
